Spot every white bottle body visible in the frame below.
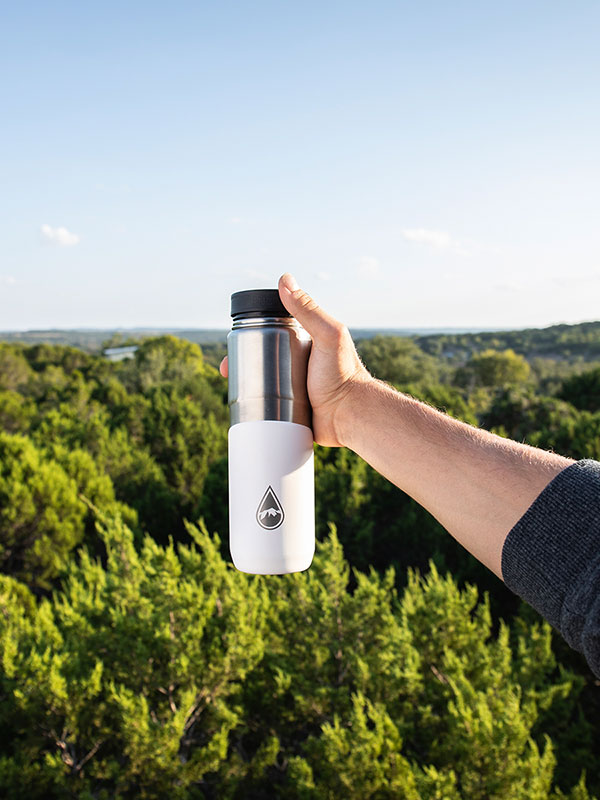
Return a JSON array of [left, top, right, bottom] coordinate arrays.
[[228, 419, 315, 574]]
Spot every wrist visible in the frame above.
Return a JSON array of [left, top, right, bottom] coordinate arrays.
[[333, 372, 380, 450]]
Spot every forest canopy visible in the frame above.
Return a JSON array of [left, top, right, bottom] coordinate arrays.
[[0, 324, 599, 799]]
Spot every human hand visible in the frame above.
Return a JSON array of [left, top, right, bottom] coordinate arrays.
[[219, 273, 372, 447]]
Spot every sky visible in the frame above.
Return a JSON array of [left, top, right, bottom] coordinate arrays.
[[1, 0, 599, 330]]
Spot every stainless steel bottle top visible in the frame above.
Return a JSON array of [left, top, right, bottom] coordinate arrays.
[[228, 315, 312, 428]]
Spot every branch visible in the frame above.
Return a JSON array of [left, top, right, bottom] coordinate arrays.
[[74, 739, 104, 773]]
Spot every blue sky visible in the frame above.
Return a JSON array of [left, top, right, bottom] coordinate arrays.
[[1, 1, 599, 330]]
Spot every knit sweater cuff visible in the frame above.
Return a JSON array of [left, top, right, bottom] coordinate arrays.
[[501, 460, 600, 663]]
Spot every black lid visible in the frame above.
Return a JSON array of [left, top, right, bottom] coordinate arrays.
[[231, 289, 291, 320]]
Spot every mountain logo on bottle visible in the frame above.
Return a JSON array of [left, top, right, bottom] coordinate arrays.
[[256, 486, 285, 530]]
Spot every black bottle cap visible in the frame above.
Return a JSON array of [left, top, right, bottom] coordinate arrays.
[[230, 289, 291, 320]]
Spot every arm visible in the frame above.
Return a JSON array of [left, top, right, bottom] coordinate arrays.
[[275, 274, 573, 580], [336, 379, 572, 579]]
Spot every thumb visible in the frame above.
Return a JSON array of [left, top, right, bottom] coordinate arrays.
[[278, 273, 343, 348]]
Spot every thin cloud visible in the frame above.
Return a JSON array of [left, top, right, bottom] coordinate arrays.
[[401, 227, 469, 255], [1, 275, 16, 286], [494, 281, 523, 293], [316, 271, 331, 281], [244, 268, 270, 282], [41, 224, 80, 247], [356, 256, 380, 277], [553, 272, 600, 289]]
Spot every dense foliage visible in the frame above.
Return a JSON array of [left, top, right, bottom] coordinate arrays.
[[0, 325, 599, 798]]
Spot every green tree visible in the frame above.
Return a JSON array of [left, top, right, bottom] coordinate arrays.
[[0, 432, 85, 588], [23, 343, 94, 375], [0, 345, 33, 392], [482, 388, 577, 443], [30, 401, 181, 541], [0, 390, 35, 433], [45, 443, 139, 544], [358, 336, 447, 386], [455, 348, 531, 390], [131, 335, 205, 391], [142, 386, 227, 512], [559, 367, 600, 412], [530, 410, 600, 461]]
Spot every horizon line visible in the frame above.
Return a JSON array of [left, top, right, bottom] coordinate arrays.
[[1, 319, 599, 336]]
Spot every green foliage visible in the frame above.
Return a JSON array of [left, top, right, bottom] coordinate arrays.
[[1, 329, 600, 797], [0, 390, 35, 433], [559, 367, 600, 412], [132, 335, 205, 391], [46, 443, 139, 544], [0, 524, 593, 798], [141, 386, 227, 512], [530, 410, 600, 462], [0, 432, 85, 588], [16, 337, 228, 542], [483, 388, 600, 461], [0, 345, 33, 392], [358, 335, 448, 386], [482, 388, 577, 443], [300, 692, 422, 800], [0, 518, 266, 798], [24, 343, 87, 371], [455, 348, 531, 390]]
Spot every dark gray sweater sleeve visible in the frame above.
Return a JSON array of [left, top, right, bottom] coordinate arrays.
[[501, 459, 600, 678]]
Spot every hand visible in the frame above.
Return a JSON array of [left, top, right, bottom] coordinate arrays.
[[220, 273, 371, 447]]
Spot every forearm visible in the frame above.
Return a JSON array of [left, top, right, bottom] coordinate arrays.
[[336, 378, 573, 579]]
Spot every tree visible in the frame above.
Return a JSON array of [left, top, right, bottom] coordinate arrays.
[[131, 336, 205, 392], [0, 345, 33, 392], [44, 443, 139, 546], [23, 343, 94, 375], [0, 432, 85, 588], [358, 336, 447, 386], [455, 348, 531, 390], [530, 411, 600, 462], [0, 390, 35, 433], [141, 386, 227, 512], [559, 367, 600, 412], [482, 388, 577, 443]]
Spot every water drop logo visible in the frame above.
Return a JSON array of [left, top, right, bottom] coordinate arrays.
[[256, 486, 285, 530]]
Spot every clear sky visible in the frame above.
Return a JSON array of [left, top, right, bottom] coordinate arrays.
[[1, 1, 599, 330]]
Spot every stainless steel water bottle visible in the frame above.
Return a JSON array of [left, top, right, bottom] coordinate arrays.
[[227, 288, 315, 574]]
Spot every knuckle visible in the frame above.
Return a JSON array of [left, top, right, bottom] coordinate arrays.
[[296, 291, 319, 313]]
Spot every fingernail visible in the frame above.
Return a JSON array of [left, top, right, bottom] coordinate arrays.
[[281, 272, 299, 292]]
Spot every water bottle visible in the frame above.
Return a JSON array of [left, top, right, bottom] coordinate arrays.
[[227, 288, 315, 574]]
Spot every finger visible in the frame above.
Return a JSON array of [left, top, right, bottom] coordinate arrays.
[[219, 356, 228, 378], [278, 273, 344, 348]]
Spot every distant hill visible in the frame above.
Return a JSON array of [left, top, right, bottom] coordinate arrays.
[[413, 320, 600, 363], [0, 329, 230, 352], [1, 320, 599, 365]]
